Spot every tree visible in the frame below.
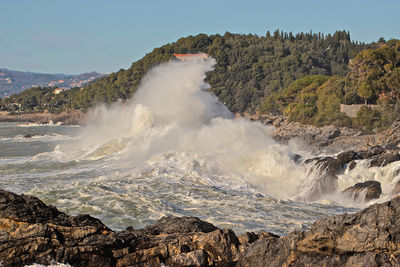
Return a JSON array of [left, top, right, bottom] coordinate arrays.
[[358, 81, 373, 104]]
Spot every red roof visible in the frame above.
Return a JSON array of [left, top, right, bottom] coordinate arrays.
[[173, 53, 208, 58]]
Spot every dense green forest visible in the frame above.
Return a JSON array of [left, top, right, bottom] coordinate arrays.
[[2, 30, 399, 131], [69, 30, 368, 112]]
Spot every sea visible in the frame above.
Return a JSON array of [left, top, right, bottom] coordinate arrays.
[[1, 58, 399, 237]]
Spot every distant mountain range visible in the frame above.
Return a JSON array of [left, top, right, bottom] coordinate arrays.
[[0, 68, 106, 96]]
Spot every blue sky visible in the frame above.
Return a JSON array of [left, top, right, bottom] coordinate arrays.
[[1, 0, 399, 74]]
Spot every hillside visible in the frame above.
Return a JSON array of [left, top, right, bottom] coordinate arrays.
[[70, 30, 369, 112], [259, 39, 400, 132], [0, 69, 105, 96]]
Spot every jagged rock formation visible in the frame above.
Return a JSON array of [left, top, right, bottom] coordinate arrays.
[[237, 195, 400, 267], [0, 190, 262, 266]]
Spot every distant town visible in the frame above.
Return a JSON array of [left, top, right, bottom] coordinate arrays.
[[0, 68, 106, 97]]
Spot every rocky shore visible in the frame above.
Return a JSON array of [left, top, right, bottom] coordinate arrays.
[[0, 110, 86, 125], [1, 189, 400, 266], [244, 114, 400, 154]]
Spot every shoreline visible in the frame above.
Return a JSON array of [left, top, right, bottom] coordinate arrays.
[[237, 113, 400, 154], [0, 110, 86, 125]]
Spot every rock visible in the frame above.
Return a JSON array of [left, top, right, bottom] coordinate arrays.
[[4, 190, 400, 266], [357, 145, 385, 159], [166, 250, 208, 266], [260, 115, 368, 153], [298, 147, 399, 201], [336, 150, 357, 165], [391, 181, 400, 196], [140, 215, 217, 235], [304, 150, 357, 178], [375, 120, 400, 148], [0, 190, 106, 228], [0, 190, 263, 267], [304, 156, 340, 177], [368, 150, 400, 167], [384, 143, 398, 150], [297, 156, 340, 201], [299, 151, 357, 201], [348, 160, 357, 171], [343, 181, 382, 202], [320, 127, 340, 140], [237, 196, 400, 267], [291, 153, 302, 163], [23, 133, 44, 138]]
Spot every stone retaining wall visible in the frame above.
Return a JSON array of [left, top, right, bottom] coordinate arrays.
[[340, 104, 379, 118]]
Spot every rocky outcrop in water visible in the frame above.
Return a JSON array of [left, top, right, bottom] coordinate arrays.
[[237, 195, 400, 267], [343, 181, 382, 202], [300, 145, 400, 201], [298, 150, 358, 201], [0, 190, 262, 266]]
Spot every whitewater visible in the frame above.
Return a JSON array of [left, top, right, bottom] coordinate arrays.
[[1, 58, 399, 235]]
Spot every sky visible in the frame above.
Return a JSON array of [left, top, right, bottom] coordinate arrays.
[[1, 0, 399, 75]]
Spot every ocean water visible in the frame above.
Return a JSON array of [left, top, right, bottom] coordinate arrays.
[[1, 59, 399, 236]]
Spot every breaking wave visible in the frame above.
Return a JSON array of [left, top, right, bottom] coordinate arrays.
[[55, 58, 307, 199]]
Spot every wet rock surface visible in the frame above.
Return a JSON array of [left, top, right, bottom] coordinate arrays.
[[0, 190, 261, 266], [298, 150, 359, 201], [237, 195, 400, 267], [2, 190, 400, 266]]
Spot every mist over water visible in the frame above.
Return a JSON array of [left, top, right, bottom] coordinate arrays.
[[2, 58, 400, 235]]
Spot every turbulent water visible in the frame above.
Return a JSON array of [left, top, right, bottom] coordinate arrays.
[[1, 58, 399, 236]]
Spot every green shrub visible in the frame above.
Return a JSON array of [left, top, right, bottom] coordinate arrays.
[[353, 106, 382, 133]]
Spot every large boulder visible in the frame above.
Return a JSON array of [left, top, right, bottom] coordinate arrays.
[[237, 195, 400, 267], [342, 181, 382, 202]]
